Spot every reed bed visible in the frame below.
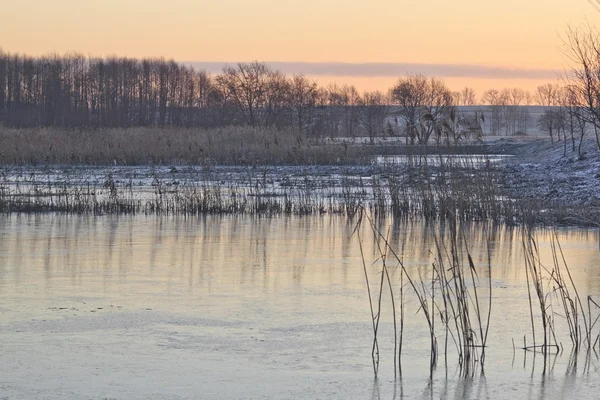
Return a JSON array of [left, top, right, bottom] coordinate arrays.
[[0, 126, 381, 166], [0, 149, 597, 226], [356, 210, 492, 378], [0, 152, 598, 225], [0, 180, 330, 216], [520, 229, 600, 372], [357, 213, 600, 378]]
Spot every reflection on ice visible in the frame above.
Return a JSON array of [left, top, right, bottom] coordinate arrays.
[[0, 215, 598, 399]]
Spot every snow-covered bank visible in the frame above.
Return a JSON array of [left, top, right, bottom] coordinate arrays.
[[487, 137, 600, 225]]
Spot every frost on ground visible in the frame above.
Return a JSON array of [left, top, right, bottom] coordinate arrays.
[[494, 137, 600, 210]]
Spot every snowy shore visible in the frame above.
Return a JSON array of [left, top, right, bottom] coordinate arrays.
[[486, 136, 600, 225]]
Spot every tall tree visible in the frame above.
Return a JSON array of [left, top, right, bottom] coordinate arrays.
[[390, 75, 454, 145]]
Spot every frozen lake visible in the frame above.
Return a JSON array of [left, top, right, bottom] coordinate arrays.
[[0, 214, 599, 399]]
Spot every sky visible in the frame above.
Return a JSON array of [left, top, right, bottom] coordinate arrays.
[[1, 0, 598, 95]]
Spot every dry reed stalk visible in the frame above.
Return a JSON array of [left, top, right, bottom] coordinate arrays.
[[356, 209, 493, 378]]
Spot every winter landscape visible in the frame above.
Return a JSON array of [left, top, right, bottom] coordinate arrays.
[[2, 1, 600, 399]]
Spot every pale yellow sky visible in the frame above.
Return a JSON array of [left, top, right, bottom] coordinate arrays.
[[1, 0, 597, 93], [309, 76, 554, 97]]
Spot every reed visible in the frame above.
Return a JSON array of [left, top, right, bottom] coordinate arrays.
[[356, 209, 493, 378], [1, 149, 598, 226], [0, 126, 384, 166], [357, 212, 600, 379], [519, 227, 598, 375]]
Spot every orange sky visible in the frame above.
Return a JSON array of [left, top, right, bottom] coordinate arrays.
[[1, 0, 597, 94]]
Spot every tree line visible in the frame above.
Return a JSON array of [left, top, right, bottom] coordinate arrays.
[[1, 40, 600, 151], [0, 52, 391, 137], [0, 51, 514, 143]]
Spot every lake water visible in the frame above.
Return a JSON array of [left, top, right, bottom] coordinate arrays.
[[0, 214, 599, 399]]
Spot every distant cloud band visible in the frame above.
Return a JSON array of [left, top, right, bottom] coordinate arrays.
[[186, 61, 557, 80]]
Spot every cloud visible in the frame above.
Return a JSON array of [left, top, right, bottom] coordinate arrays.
[[185, 61, 557, 80]]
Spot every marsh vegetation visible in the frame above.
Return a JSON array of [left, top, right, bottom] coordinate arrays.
[[2, 24, 600, 399]]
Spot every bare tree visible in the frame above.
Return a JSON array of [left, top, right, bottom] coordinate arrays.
[[482, 89, 504, 135], [323, 84, 347, 137], [340, 85, 361, 136], [288, 74, 318, 135], [536, 83, 564, 143], [564, 24, 600, 150], [536, 83, 561, 107], [263, 70, 291, 128], [390, 75, 454, 145], [537, 109, 561, 143], [560, 85, 579, 153], [357, 91, 388, 143], [502, 88, 531, 135], [460, 87, 477, 106], [215, 62, 271, 127]]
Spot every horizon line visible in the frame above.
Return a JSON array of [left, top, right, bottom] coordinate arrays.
[[0, 49, 560, 80], [184, 61, 560, 80]]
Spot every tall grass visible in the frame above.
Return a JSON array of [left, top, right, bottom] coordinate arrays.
[[0, 126, 382, 166], [357, 215, 600, 378], [520, 228, 600, 373], [356, 209, 493, 378], [1, 144, 598, 225]]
